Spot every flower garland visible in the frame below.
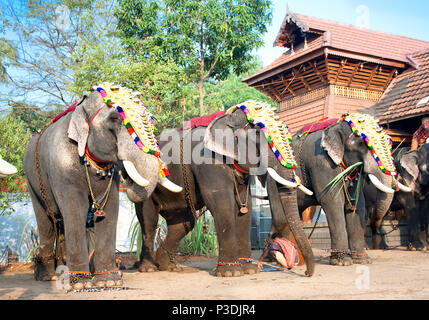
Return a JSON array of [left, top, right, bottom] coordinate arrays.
[[90, 85, 170, 178], [343, 115, 399, 191]]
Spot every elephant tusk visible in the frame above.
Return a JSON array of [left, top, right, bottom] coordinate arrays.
[[368, 174, 394, 194], [158, 174, 183, 193], [298, 185, 314, 196], [397, 181, 412, 193], [0, 158, 17, 178], [267, 168, 298, 189], [123, 160, 150, 187]]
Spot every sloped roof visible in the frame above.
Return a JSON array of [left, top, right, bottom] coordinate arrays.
[[244, 12, 429, 85], [372, 47, 429, 123], [278, 13, 429, 63]]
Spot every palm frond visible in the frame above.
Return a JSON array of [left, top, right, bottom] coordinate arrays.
[[326, 162, 363, 193]]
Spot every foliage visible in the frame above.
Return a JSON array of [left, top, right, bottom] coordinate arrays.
[[0, 112, 31, 216], [178, 213, 218, 258], [0, 0, 120, 106], [116, 0, 273, 115], [8, 101, 63, 133], [128, 209, 168, 259], [0, 38, 17, 83], [19, 218, 39, 262]]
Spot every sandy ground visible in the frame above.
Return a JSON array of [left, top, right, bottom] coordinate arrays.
[[1, 248, 429, 301]]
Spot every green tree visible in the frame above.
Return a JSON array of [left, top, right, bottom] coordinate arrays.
[[0, 38, 17, 83], [116, 0, 272, 116], [0, 113, 31, 216], [0, 0, 120, 106]]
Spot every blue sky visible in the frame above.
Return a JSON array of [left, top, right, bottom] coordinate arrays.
[[256, 0, 429, 66]]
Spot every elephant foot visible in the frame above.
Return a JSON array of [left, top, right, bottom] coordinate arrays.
[[138, 260, 158, 273], [155, 247, 183, 272], [407, 241, 426, 251], [34, 255, 56, 281], [351, 253, 372, 265], [329, 253, 353, 266], [238, 259, 260, 275], [92, 269, 123, 287], [66, 273, 93, 291], [157, 260, 183, 272], [215, 263, 244, 277]]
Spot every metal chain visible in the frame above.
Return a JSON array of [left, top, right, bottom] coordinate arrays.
[[180, 135, 198, 222], [85, 164, 114, 214], [294, 135, 310, 187], [232, 170, 250, 210], [35, 126, 61, 263]]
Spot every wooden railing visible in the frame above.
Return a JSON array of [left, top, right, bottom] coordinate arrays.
[[280, 85, 382, 110], [281, 87, 329, 110], [330, 85, 383, 101]]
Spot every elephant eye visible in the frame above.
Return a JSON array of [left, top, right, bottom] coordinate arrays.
[[108, 111, 122, 125]]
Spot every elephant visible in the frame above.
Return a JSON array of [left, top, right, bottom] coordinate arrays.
[[24, 83, 182, 289], [269, 114, 409, 266], [367, 145, 429, 250], [129, 101, 315, 277], [0, 157, 17, 178]]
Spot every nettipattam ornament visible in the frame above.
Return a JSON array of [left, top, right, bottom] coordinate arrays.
[[343, 113, 398, 191], [90, 83, 170, 179], [227, 100, 301, 185]]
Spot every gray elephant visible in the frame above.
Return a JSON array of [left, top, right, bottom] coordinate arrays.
[[269, 114, 409, 266], [130, 101, 315, 277], [24, 83, 181, 289], [367, 145, 429, 250], [0, 157, 17, 178]]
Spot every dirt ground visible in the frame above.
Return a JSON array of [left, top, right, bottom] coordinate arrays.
[[1, 248, 429, 300]]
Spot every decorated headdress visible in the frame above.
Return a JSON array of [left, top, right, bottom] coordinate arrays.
[[90, 83, 170, 179], [343, 113, 398, 190], [227, 100, 302, 186]]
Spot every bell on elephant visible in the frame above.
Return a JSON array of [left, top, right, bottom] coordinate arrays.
[[0, 157, 17, 178]]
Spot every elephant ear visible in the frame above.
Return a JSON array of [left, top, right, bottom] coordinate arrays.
[[203, 110, 246, 160], [321, 123, 345, 166], [67, 96, 90, 157], [400, 151, 419, 181]]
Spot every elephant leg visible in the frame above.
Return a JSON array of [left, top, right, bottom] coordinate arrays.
[[370, 214, 385, 250], [198, 169, 243, 277], [346, 189, 372, 264], [235, 192, 258, 275], [29, 185, 57, 281], [92, 190, 122, 287], [406, 203, 425, 251], [320, 195, 352, 266], [55, 193, 92, 290], [136, 201, 158, 273], [418, 202, 428, 250], [155, 211, 194, 272]]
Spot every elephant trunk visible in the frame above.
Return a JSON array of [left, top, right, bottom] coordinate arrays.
[[279, 189, 315, 276]]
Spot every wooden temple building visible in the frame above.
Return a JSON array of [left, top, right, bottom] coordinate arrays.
[[246, 11, 429, 249], [243, 11, 429, 144]]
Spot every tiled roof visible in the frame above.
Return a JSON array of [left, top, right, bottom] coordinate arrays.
[[373, 48, 429, 123], [291, 14, 429, 63], [244, 12, 429, 84]]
